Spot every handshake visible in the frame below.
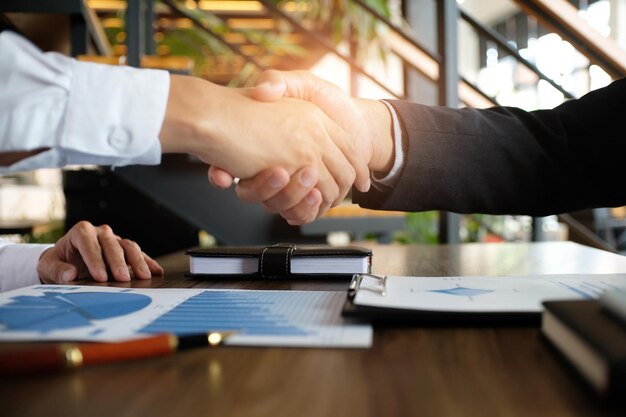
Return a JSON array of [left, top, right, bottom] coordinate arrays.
[[158, 70, 396, 225]]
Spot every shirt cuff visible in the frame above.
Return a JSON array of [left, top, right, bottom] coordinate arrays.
[[62, 61, 169, 167], [0, 243, 53, 292], [371, 100, 406, 189], [0, 32, 168, 172]]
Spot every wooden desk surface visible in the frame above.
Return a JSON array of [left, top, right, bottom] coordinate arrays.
[[2, 241, 626, 417]]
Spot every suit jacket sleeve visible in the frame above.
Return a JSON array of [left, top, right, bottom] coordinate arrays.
[[353, 78, 626, 216]]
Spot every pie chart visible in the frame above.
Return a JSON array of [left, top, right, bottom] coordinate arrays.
[[0, 291, 152, 333]]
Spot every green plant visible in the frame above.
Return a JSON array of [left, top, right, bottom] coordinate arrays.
[[22, 221, 65, 244], [279, 0, 391, 64], [394, 211, 439, 244]]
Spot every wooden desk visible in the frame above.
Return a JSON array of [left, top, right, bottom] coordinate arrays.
[[2, 242, 626, 417]]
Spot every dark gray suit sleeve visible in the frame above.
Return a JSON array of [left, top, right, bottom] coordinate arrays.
[[353, 78, 626, 216]]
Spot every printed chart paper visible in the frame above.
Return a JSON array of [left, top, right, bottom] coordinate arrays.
[[354, 274, 626, 312], [0, 285, 372, 348]]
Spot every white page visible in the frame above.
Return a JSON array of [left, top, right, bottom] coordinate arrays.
[[189, 256, 369, 274], [0, 285, 371, 348], [354, 274, 626, 313]]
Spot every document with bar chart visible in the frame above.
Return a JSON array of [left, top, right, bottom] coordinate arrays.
[[0, 285, 372, 348]]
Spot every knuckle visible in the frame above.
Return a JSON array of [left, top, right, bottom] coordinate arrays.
[[317, 202, 331, 219], [74, 220, 93, 234], [287, 208, 313, 226], [322, 192, 336, 208], [121, 238, 139, 250], [263, 69, 279, 78], [98, 224, 114, 236], [261, 201, 280, 214], [235, 186, 254, 203], [340, 167, 356, 190], [301, 211, 317, 225]]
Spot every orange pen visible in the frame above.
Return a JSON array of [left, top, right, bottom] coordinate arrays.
[[0, 331, 236, 374]]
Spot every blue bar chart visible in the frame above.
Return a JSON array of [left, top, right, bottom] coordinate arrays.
[[141, 290, 311, 336]]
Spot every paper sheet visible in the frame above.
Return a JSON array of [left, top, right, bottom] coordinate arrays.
[[0, 285, 372, 348], [354, 274, 626, 313]]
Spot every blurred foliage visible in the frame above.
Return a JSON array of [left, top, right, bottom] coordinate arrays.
[[104, 0, 391, 82], [394, 211, 439, 244], [23, 221, 65, 244], [279, 0, 391, 64], [393, 212, 514, 245]]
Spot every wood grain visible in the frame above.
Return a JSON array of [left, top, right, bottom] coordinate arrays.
[[2, 242, 626, 417]]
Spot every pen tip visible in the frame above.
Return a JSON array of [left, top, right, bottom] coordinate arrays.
[[207, 332, 223, 346]]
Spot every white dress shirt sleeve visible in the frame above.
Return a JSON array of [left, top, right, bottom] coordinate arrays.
[[370, 100, 406, 189], [0, 241, 53, 292], [0, 31, 170, 173]]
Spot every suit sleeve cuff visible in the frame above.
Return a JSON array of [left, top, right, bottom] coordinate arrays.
[[370, 100, 406, 189]]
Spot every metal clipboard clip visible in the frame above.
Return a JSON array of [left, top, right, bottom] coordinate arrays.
[[349, 273, 388, 298]]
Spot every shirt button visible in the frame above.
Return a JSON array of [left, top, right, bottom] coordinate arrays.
[[108, 128, 131, 149]]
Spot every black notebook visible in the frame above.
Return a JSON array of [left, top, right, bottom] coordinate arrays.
[[541, 299, 626, 401], [186, 244, 372, 279]]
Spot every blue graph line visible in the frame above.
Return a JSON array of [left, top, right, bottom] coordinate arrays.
[[555, 282, 594, 299], [429, 287, 494, 297], [141, 291, 312, 336]]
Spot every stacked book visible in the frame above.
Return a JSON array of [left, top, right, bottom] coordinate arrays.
[[541, 289, 626, 401]]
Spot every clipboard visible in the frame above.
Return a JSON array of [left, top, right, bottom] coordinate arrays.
[[342, 274, 546, 325]]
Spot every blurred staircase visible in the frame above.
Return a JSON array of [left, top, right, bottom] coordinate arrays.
[[4, 0, 626, 251]]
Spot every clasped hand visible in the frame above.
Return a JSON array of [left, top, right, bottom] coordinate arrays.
[[206, 71, 394, 225], [159, 74, 375, 223]]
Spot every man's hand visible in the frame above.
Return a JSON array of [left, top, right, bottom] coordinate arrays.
[[229, 165, 323, 225], [36, 221, 163, 284], [208, 70, 395, 224], [159, 74, 371, 215]]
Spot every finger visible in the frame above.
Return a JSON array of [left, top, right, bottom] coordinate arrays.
[[36, 249, 79, 284], [40, 260, 78, 284], [143, 252, 164, 276], [68, 221, 108, 281], [270, 71, 371, 193], [322, 115, 370, 194], [259, 167, 318, 213], [313, 160, 342, 220], [235, 166, 290, 203], [318, 119, 358, 207], [97, 225, 130, 282], [247, 70, 287, 102], [208, 166, 236, 189], [119, 239, 152, 280], [282, 189, 323, 226]]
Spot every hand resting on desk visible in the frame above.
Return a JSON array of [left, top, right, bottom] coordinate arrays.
[[36, 221, 163, 285]]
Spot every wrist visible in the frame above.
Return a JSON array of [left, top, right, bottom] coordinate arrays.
[[353, 98, 394, 174], [158, 75, 223, 159]]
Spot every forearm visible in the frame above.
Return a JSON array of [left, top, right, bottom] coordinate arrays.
[[158, 75, 225, 158], [0, 31, 167, 173], [355, 78, 626, 215]]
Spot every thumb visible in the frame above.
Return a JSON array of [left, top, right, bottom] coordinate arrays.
[[208, 166, 236, 189], [37, 256, 78, 284], [247, 70, 287, 102]]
